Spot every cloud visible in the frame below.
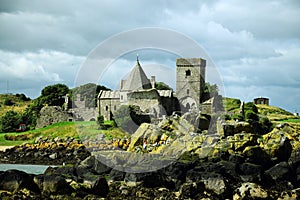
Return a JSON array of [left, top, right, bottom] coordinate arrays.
[[0, 0, 299, 112], [0, 50, 84, 97]]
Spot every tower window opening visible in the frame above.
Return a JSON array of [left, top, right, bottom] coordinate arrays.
[[105, 105, 109, 111], [185, 70, 191, 77], [187, 89, 190, 95]]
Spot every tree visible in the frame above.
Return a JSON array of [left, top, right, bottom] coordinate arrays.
[[155, 82, 173, 90], [71, 83, 110, 108], [21, 98, 43, 130], [0, 110, 21, 132], [204, 83, 219, 98], [40, 84, 69, 106]]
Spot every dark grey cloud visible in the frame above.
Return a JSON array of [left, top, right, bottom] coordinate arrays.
[[0, 0, 299, 112]]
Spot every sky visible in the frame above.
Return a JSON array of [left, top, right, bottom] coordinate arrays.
[[0, 0, 299, 112]]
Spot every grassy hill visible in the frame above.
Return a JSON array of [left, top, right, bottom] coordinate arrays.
[[0, 121, 128, 146], [0, 94, 32, 117]]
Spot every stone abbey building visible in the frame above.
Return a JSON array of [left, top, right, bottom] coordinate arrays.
[[98, 57, 208, 121]]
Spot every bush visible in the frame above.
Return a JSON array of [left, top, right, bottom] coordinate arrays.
[[259, 117, 273, 134], [97, 115, 104, 125], [0, 110, 21, 132], [4, 98, 14, 106], [245, 110, 259, 121], [232, 114, 244, 121], [244, 102, 258, 113], [220, 114, 231, 121]]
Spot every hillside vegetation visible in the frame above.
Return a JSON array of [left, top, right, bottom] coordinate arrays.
[[0, 94, 31, 117], [0, 121, 127, 146]]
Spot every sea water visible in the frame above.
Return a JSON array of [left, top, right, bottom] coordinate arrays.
[[0, 164, 57, 174]]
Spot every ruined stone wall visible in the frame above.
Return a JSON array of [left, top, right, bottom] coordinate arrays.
[[99, 99, 121, 121], [176, 58, 206, 112]]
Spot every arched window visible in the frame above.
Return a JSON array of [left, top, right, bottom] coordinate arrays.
[[187, 89, 190, 95], [105, 105, 109, 111]]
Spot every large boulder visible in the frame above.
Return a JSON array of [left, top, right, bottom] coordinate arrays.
[[0, 170, 40, 193], [127, 123, 159, 151], [265, 162, 295, 184], [228, 133, 258, 151], [261, 131, 292, 162], [242, 146, 273, 168], [36, 106, 69, 129], [90, 176, 109, 197], [77, 155, 111, 176], [42, 174, 73, 195]]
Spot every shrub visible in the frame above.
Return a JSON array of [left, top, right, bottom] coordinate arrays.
[[232, 114, 244, 121], [244, 102, 258, 113], [97, 115, 104, 125], [259, 117, 273, 134], [4, 98, 14, 106], [245, 110, 259, 121], [0, 110, 21, 132]]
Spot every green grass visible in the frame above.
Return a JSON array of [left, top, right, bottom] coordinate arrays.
[[0, 121, 128, 146], [0, 121, 77, 146], [223, 97, 241, 112], [280, 119, 300, 123]]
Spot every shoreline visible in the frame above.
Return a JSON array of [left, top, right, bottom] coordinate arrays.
[[0, 146, 14, 152]]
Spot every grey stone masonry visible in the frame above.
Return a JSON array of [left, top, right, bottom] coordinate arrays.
[[176, 58, 206, 112]]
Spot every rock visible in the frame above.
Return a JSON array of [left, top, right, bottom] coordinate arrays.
[[77, 155, 111, 176], [234, 121, 254, 134], [229, 133, 258, 151], [238, 162, 263, 182], [36, 106, 69, 129], [109, 169, 125, 181], [201, 173, 227, 195], [127, 123, 157, 151], [233, 182, 268, 199], [261, 131, 292, 162], [179, 182, 204, 199], [0, 170, 40, 193], [278, 188, 300, 200], [49, 153, 58, 159], [242, 146, 273, 168], [265, 162, 295, 183], [43, 174, 73, 195], [90, 176, 109, 197]]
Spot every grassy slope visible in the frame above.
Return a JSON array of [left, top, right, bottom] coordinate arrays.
[[223, 97, 300, 131], [0, 121, 128, 146], [0, 94, 32, 116]]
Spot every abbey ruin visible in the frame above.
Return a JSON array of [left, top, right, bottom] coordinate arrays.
[[98, 57, 216, 121]]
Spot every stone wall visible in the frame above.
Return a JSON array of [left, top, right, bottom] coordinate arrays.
[[176, 58, 206, 112]]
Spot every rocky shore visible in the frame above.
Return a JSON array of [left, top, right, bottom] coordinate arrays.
[[1, 151, 300, 199], [1, 115, 300, 199], [0, 137, 90, 165]]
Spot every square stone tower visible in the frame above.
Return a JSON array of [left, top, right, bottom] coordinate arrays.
[[176, 58, 206, 112]]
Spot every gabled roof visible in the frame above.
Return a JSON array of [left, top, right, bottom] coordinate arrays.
[[121, 58, 151, 91]]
